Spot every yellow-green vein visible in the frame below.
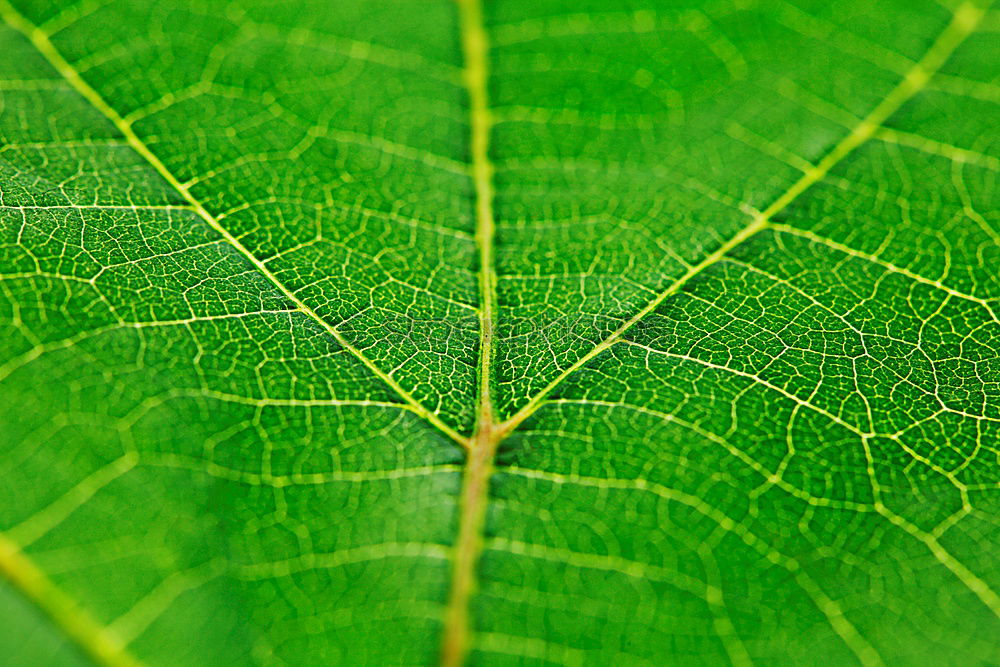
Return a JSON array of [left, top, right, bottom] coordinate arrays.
[[441, 0, 501, 665], [496, 0, 988, 441], [0, 532, 142, 667], [0, 0, 465, 448]]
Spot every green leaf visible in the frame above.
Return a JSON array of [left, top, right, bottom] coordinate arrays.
[[1, 0, 997, 664]]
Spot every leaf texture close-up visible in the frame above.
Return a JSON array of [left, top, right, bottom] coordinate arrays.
[[1, 0, 998, 664]]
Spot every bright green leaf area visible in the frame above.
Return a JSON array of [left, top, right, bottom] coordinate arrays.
[[1, 0, 998, 665]]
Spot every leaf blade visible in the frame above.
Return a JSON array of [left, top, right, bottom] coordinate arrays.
[[1, 0, 998, 665]]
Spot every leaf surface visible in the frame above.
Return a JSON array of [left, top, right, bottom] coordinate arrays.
[[0, 0, 998, 665]]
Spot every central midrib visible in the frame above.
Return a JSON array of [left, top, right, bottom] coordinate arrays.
[[440, 0, 501, 665], [437, 1, 988, 665]]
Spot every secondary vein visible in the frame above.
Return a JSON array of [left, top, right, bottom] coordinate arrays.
[[0, 532, 142, 667], [0, 1, 465, 448], [496, 0, 988, 441]]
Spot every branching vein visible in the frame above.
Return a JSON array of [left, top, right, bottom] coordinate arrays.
[[496, 0, 989, 439]]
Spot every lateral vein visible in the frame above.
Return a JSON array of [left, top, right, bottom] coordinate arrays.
[[0, 532, 142, 667], [0, 1, 465, 448], [496, 0, 988, 440]]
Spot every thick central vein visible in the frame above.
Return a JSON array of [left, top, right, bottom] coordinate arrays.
[[441, 0, 499, 665], [443, 1, 987, 663]]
